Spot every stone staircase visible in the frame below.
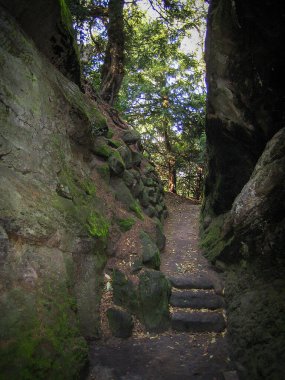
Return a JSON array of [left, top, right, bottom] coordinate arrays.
[[168, 275, 227, 333]]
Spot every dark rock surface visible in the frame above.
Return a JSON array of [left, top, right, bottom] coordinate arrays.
[[170, 290, 225, 310], [171, 311, 226, 333], [140, 231, 161, 269], [0, 0, 81, 84], [138, 269, 171, 332], [107, 308, 134, 338], [202, 1, 285, 378], [169, 275, 214, 290]]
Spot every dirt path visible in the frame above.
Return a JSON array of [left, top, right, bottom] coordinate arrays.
[[87, 193, 235, 380]]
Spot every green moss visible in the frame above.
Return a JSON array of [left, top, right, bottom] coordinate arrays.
[[80, 178, 96, 195], [108, 150, 125, 175], [92, 142, 113, 159], [0, 285, 88, 380], [117, 217, 135, 232], [225, 263, 285, 379], [108, 139, 122, 148], [97, 163, 110, 182], [90, 115, 108, 137], [106, 129, 114, 139], [59, 0, 73, 34], [130, 200, 144, 220], [112, 270, 139, 313], [200, 213, 233, 262], [86, 211, 109, 239]]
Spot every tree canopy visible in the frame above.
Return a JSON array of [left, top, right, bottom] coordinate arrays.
[[69, 0, 207, 199]]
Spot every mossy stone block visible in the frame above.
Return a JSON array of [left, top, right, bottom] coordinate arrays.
[[91, 137, 113, 159], [108, 151, 125, 175], [122, 130, 141, 145], [138, 269, 171, 332], [131, 151, 142, 167], [112, 270, 138, 313], [155, 220, 166, 250], [122, 170, 135, 187], [140, 231, 160, 269], [118, 145, 133, 169]]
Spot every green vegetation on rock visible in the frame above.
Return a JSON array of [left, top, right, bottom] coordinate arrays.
[[117, 217, 135, 232], [140, 231, 161, 270], [108, 139, 122, 148], [112, 270, 139, 313], [86, 211, 109, 239], [97, 163, 110, 182], [91, 138, 113, 158], [138, 269, 171, 332], [108, 150, 125, 175], [130, 200, 144, 220], [0, 285, 88, 380], [200, 213, 233, 263]]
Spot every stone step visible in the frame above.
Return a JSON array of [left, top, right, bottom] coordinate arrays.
[[170, 289, 225, 310], [171, 311, 226, 333], [168, 275, 214, 290]]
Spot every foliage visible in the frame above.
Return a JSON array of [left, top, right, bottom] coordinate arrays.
[[117, 4, 207, 198], [69, 0, 207, 197]]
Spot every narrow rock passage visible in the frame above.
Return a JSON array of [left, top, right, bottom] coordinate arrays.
[[88, 193, 236, 380]]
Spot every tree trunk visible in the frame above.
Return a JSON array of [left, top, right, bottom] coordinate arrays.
[[194, 166, 203, 200], [168, 158, 177, 193], [100, 0, 125, 105], [163, 117, 177, 193]]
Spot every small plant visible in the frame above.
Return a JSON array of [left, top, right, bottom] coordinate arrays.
[[117, 217, 135, 232], [130, 201, 144, 220]]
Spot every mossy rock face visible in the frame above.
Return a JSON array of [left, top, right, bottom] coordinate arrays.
[[130, 200, 144, 220], [144, 205, 157, 218], [91, 137, 113, 159], [108, 151, 125, 175], [154, 220, 166, 250], [131, 179, 144, 198], [107, 307, 134, 338], [225, 263, 285, 380], [122, 130, 141, 145], [118, 145, 133, 169], [140, 231, 161, 270], [0, 277, 89, 380], [97, 163, 110, 183], [112, 270, 139, 313], [0, 6, 109, 377], [138, 269, 171, 332], [200, 213, 233, 263], [1, 0, 81, 84], [131, 151, 142, 167], [111, 178, 135, 208], [140, 188, 151, 208], [122, 170, 136, 187], [108, 138, 122, 148]]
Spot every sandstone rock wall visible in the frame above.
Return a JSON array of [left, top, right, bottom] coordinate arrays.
[[202, 1, 285, 378], [0, 2, 168, 378]]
